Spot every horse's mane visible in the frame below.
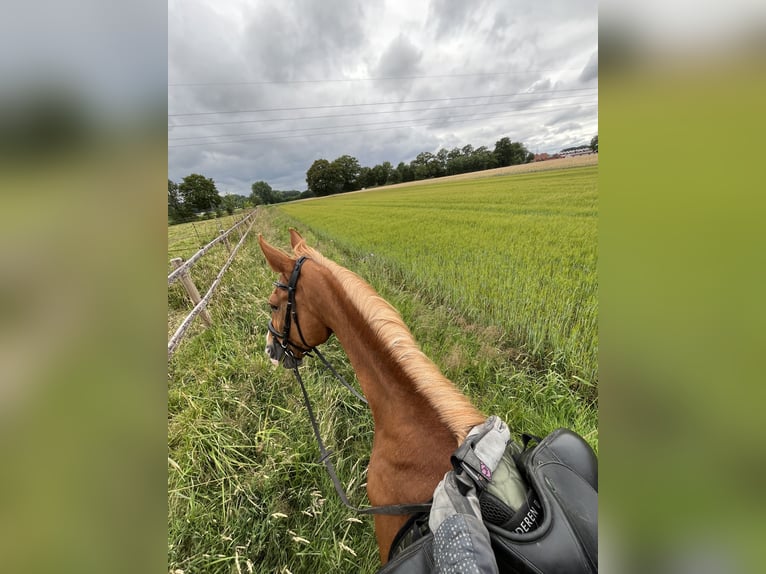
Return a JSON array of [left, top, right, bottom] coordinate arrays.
[[293, 241, 485, 442]]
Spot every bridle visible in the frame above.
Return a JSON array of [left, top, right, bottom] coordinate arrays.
[[268, 256, 367, 402], [267, 256, 314, 358], [267, 256, 432, 517]]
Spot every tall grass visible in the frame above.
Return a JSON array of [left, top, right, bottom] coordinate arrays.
[[279, 166, 598, 389], [167, 211, 253, 341], [169, 210, 384, 573], [168, 212, 247, 267]]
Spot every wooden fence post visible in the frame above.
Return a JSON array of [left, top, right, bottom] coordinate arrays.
[[240, 213, 249, 239], [170, 258, 213, 327], [219, 230, 232, 253]]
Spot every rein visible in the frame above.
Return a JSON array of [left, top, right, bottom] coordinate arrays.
[[270, 256, 432, 517]]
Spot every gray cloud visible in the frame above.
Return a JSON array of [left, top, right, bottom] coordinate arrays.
[[241, 1, 367, 82], [373, 34, 424, 97], [579, 50, 598, 83], [169, 0, 598, 193], [428, 0, 490, 39], [375, 34, 423, 79]]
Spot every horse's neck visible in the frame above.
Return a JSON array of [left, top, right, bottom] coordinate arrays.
[[305, 262, 485, 560], [321, 293, 441, 432], [319, 284, 459, 495], [307, 265, 482, 449]]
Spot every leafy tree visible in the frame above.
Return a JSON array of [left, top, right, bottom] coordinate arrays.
[[435, 149, 449, 175], [370, 161, 393, 187], [220, 194, 238, 214], [178, 173, 221, 213], [411, 151, 442, 180], [446, 148, 466, 175], [464, 146, 497, 172], [381, 161, 395, 185], [395, 161, 413, 183], [279, 190, 302, 202], [357, 166, 374, 188], [387, 164, 402, 185], [331, 155, 362, 192], [410, 152, 427, 180], [445, 156, 465, 175], [306, 159, 342, 196], [493, 137, 512, 167], [590, 134, 598, 152], [251, 180, 279, 205], [493, 137, 532, 167], [233, 194, 252, 208], [168, 179, 186, 222]]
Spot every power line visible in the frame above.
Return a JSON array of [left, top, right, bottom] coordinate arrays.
[[168, 92, 597, 130], [170, 110, 534, 142], [168, 68, 587, 87], [168, 87, 597, 118], [168, 103, 598, 148]]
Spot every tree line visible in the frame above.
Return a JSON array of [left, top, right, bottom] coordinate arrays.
[[168, 174, 303, 224], [168, 134, 598, 223], [305, 136, 534, 197]]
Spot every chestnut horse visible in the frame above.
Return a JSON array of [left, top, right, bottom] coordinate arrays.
[[259, 230, 486, 563]]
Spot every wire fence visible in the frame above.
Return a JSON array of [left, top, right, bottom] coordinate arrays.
[[167, 210, 256, 358], [168, 211, 255, 286]]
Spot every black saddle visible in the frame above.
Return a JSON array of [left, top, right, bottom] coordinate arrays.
[[380, 428, 598, 574]]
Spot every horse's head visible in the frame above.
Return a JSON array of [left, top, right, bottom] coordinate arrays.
[[258, 232, 332, 369]]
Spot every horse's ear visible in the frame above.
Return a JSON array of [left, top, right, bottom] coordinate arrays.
[[289, 228, 305, 251], [258, 235, 294, 274]]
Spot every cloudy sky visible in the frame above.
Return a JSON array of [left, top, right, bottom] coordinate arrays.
[[168, 0, 598, 195]]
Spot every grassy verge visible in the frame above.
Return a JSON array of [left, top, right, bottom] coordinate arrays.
[[169, 209, 382, 573]]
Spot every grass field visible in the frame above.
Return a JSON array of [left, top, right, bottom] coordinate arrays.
[[168, 212, 250, 268], [168, 163, 598, 573], [279, 165, 598, 388], [168, 211, 253, 342]]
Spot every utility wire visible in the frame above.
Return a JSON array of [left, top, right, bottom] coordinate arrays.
[[168, 100, 598, 142], [168, 68, 588, 87], [169, 93, 597, 131], [168, 87, 597, 118], [168, 103, 597, 148]]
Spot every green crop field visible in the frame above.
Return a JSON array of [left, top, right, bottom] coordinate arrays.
[[279, 165, 598, 388], [168, 163, 598, 574]]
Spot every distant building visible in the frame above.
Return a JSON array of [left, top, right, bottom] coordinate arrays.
[[560, 146, 594, 158], [533, 153, 561, 162]]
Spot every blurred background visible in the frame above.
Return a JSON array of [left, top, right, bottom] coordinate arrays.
[[0, 1, 764, 572], [599, 1, 766, 572], [0, 2, 166, 573]]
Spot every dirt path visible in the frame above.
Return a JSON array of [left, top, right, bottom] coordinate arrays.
[[380, 154, 598, 189]]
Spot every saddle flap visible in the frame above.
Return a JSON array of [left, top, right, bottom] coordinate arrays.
[[519, 428, 598, 490], [486, 427, 598, 573]]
